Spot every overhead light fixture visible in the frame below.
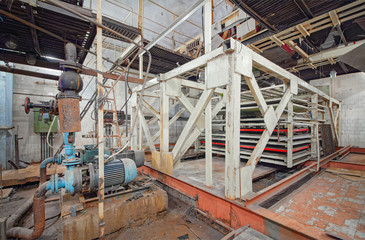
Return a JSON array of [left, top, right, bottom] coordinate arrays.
[[4, 34, 18, 50], [26, 52, 37, 65]]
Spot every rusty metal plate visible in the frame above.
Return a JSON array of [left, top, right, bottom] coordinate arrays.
[[58, 98, 81, 133]]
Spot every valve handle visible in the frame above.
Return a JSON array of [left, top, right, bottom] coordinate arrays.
[[24, 97, 31, 114]]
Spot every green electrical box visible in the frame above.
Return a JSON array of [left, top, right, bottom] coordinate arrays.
[[33, 108, 58, 133]]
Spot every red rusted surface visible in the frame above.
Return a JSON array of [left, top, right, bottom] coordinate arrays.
[[270, 170, 365, 240], [246, 146, 351, 206], [139, 166, 328, 239], [6, 183, 47, 239], [58, 98, 81, 133]]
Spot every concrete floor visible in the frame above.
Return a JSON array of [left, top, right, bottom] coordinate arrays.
[[270, 167, 365, 239], [0, 184, 62, 239], [106, 195, 224, 240], [172, 157, 279, 198], [1, 183, 223, 240]]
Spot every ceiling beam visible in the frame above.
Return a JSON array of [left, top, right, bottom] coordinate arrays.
[[232, 0, 277, 32], [0, 62, 143, 84], [26, 4, 42, 56], [140, 0, 209, 55], [0, 65, 59, 80], [294, 0, 313, 19], [329, 10, 348, 46]]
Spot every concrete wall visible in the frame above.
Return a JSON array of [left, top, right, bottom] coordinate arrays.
[[310, 72, 365, 148]]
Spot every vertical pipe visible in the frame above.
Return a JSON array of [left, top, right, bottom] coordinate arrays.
[[96, 0, 105, 238]]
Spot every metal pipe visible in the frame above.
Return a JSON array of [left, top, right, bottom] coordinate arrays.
[[7, 183, 47, 240], [40, 157, 55, 183]]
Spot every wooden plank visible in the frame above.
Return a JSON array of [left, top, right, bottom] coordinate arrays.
[[325, 167, 365, 178], [320, 124, 335, 156], [0, 188, 13, 198], [2, 163, 67, 187]]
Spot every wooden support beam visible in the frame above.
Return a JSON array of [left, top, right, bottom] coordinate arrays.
[[173, 95, 226, 164], [311, 94, 319, 158], [296, 24, 310, 37], [328, 102, 340, 146], [241, 87, 292, 196], [96, 0, 105, 237], [244, 75, 268, 116], [286, 89, 294, 168], [160, 81, 170, 153], [270, 35, 284, 46], [172, 89, 214, 165], [225, 54, 241, 200], [142, 100, 160, 120], [139, 109, 156, 152], [329, 10, 348, 46], [287, 40, 309, 60]]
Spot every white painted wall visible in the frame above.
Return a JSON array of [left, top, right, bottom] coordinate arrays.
[[310, 72, 365, 148]]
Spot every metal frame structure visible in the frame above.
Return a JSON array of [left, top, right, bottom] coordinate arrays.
[[131, 37, 341, 200]]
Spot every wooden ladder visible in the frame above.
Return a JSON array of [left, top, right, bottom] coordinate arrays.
[[104, 85, 122, 148]]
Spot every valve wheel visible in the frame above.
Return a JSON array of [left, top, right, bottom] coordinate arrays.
[[24, 97, 31, 114]]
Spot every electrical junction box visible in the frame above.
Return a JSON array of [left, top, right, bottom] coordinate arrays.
[[33, 108, 58, 133]]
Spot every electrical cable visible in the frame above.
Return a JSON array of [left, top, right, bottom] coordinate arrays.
[[46, 116, 58, 150], [45, 0, 153, 162], [104, 49, 152, 163]]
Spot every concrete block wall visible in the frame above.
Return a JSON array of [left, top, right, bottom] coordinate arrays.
[[310, 72, 365, 148], [11, 63, 119, 163]]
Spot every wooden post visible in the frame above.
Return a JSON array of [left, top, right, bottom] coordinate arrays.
[[160, 82, 170, 154], [204, 0, 212, 53], [205, 99, 212, 187], [204, 0, 212, 187], [225, 55, 241, 200], [287, 92, 293, 168], [131, 105, 138, 150], [96, 0, 105, 238], [138, 55, 143, 150], [138, 0, 144, 32], [311, 94, 318, 159]]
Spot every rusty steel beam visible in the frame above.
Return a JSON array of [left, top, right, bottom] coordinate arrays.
[[0, 66, 59, 80], [245, 145, 351, 206], [0, 65, 143, 84], [326, 161, 365, 172], [138, 166, 331, 239]]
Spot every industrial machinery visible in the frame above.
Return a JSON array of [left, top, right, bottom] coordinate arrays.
[[6, 43, 161, 240]]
